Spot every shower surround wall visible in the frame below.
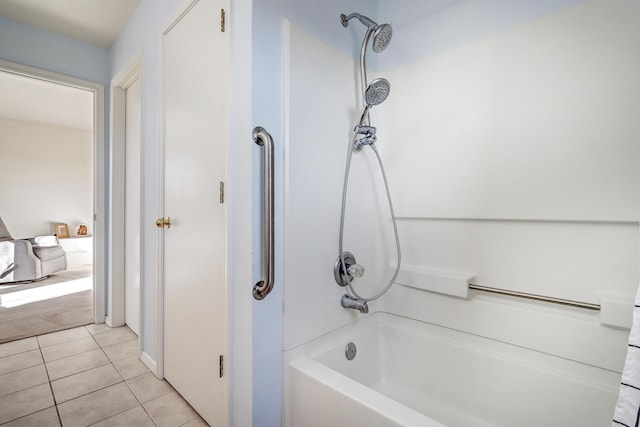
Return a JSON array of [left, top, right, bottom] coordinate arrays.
[[375, 0, 640, 373], [283, 20, 392, 351], [282, 0, 639, 417]]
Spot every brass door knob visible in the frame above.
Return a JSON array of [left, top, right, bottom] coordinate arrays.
[[156, 217, 171, 228]]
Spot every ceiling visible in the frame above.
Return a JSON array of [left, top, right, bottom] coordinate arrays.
[[0, 0, 141, 48]]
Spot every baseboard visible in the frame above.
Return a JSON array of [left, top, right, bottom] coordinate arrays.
[[105, 315, 126, 328], [141, 351, 159, 377]]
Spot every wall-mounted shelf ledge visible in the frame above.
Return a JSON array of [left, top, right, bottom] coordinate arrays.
[[395, 267, 472, 298]]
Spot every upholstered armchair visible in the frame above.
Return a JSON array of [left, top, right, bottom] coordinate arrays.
[[0, 217, 67, 283]]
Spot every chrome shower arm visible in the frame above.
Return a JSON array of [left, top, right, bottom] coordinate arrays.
[[341, 13, 377, 29], [340, 13, 358, 27]]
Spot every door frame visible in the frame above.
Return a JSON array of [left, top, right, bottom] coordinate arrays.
[[0, 58, 106, 323], [107, 54, 142, 337]]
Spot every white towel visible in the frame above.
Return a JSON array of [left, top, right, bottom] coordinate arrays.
[[613, 285, 640, 427]]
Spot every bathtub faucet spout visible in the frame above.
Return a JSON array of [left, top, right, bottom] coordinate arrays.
[[341, 294, 369, 314]]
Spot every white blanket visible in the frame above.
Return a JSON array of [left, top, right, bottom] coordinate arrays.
[[0, 242, 16, 279], [613, 285, 640, 427]]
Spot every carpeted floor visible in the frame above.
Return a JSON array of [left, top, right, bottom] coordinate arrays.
[[0, 266, 93, 343]]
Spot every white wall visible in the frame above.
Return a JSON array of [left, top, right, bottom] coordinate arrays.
[[380, 0, 639, 222], [377, 0, 587, 71], [0, 118, 93, 239], [375, 0, 640, 373]]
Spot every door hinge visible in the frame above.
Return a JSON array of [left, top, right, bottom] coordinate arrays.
[[219, 355, 224, 377], [219, 181, 225, 204], [220, 9, 225, 32]]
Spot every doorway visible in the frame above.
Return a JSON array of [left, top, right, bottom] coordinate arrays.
[[108, 55, 142, 339], [124, 77, 141, 335], [0, 60, 105, 342]]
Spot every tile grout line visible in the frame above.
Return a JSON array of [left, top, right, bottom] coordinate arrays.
[[43, 324, 135, 361], [98, 338, 140, 365], [80, 327, 147, 426], [48, 358, 112, 382], [44, 335, 112, 382], [121, 375, 160, 427], [177, 414, 204, 427], [2, 325, 165, 426], [118, 334, 160, 427], [55, 326, 129, 424], [50, 373, 127, 406], [47, 325, 129, 424], [84, 333, 159, 427], [0, 322, 94, 346], [37, 332, 63, 427], [172, 389, 202, 427], [0, 341, 39, 359], [76, 327, 128, 425], [0, 358, 42, 383], [0, 383, 52, 424], [38, 333, 95, 350]]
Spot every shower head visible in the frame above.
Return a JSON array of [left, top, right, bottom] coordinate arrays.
[[365, 78, 390, 106], [372, 24, 392, 53], [340, 13, 393, 53]]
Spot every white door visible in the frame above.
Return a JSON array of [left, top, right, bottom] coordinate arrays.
[[162, 0, 228, 425], [124, 77, 141, 335]]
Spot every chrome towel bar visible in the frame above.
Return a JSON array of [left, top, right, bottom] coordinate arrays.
[[253, 126, 275, 300], [468, 284, 601, 311]]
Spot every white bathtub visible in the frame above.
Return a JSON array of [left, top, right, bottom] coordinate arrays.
[[284, 312, 619, 427]]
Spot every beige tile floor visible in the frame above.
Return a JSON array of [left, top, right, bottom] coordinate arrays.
[[0, 324, 209, 426]]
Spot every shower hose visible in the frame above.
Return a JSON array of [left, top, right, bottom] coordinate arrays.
[[338, 132, 402, 302]]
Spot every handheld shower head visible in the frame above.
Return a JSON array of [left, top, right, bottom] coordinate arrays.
[[356, 78, 391, 129], [365, 78, 390, 106], [340, 13, 393, 53]]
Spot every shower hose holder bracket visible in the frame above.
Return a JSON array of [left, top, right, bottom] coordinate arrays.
[[353, 125, 377, 151]]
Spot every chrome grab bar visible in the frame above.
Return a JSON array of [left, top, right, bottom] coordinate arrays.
[[469, 283, 600, 311], [253, 126, 274, 300]]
